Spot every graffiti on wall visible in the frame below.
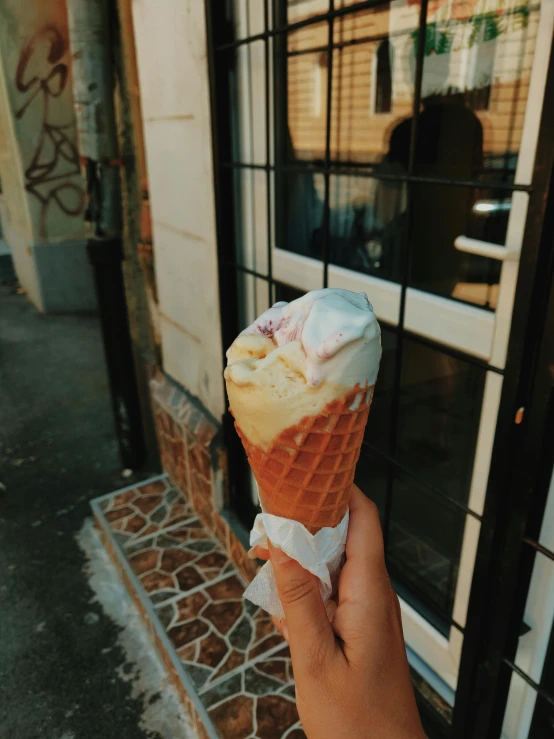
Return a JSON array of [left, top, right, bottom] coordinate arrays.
[[15, 25, 85, 239]]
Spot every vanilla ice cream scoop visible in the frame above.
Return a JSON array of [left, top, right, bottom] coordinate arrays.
[[225, 288, 381, 449]]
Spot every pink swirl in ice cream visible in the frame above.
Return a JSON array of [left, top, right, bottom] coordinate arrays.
[[239, 289, 380, 386], [225, 289, 381, 448]]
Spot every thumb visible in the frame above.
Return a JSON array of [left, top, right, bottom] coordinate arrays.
[[268, 541, 336, 670]]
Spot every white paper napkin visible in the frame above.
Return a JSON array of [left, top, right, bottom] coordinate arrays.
[[243, 510, 350, 620]]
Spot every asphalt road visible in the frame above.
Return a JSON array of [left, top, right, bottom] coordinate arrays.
[[0, 282, 170, 739]]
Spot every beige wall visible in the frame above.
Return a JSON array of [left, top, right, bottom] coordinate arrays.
[[130, 0, 224, 420]]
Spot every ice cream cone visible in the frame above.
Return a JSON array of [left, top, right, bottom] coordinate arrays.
[[225, 289, 381, 536], [234, 384, 374, 534]]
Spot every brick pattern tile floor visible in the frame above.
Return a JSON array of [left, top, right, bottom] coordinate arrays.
[[93, 475, 307, 739]]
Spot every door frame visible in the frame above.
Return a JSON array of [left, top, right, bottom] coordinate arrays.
[[452, 31, 554, 739]]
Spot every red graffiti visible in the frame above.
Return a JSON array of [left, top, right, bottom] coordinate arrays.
[[15, 26, 85, 239]]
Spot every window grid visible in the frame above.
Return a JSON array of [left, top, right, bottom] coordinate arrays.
[[218, 0, 514, 636], [207, 1, 554, 735]]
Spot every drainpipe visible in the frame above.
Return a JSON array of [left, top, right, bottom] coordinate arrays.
[[67, 0, 146, 470]]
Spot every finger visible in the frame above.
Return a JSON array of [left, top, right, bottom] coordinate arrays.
[[337, 485, 389, 604], [247, 545, 269, 561], [325, 599, 337, 623], [272, 615, 289, 642], [268, 540, 336, 670], [346, 485, 386, 569]]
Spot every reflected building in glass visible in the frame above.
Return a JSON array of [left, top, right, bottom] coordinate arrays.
[[283, 0, 539, 308]]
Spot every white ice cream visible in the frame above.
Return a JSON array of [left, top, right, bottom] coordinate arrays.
[[224, 288, 381, 449]]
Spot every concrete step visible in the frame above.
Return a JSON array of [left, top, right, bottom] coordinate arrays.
[[92, 474, 306, 739]]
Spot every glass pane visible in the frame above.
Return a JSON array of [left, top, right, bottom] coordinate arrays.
[[408, 183, 507, 308], [287, 40, 328, 162], [412, 0, 542, 183], [227, 0, 266, 39], [233, 169, 269, 272], [330, 2, 414, 165], [230, 41, 267, 165], [388, 469, 466, 627], [276, 170, 406, 282], [355, 447, 389, 522], [237, 272, 271, 330], [327, 174, 406, 281], [364, 325, 396, 453], [276, 170, 325, 256], [274, 282, 305, 304], [398, 340, 486, 506], [287, 0, 330, 24]]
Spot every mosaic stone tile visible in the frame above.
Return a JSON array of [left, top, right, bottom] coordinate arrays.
[[152, 574, 287, 696], [200, 650, 305, 739], [153, 406, 190, 498], [99, 477, 196, 545], [94, 476, 307, 739], [210, 694, 254, 737], [150, 373, 260, 587], [229, 530, 260, 584], [122, 521, 235, 606]]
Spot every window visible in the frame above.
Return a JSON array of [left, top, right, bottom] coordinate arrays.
[[209, 0, 554, 732], [373, 39, 393, 115], [313, 51, 328, 117], [465, 31, 497, 112]]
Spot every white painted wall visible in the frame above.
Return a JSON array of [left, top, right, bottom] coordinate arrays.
[[131, 0, 225, 420]]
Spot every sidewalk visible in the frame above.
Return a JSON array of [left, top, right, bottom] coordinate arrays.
[[0, 284, 184, 739]]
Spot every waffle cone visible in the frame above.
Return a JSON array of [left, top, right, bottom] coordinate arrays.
[[234, 384, 374, 534]]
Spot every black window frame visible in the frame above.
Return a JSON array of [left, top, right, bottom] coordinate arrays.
[[205, 2, 554, 735]]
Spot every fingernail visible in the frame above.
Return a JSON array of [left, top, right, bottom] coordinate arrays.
[[325, 600, 337, 622], [271, 547, 291, 564], [247, 547, 258, 560]]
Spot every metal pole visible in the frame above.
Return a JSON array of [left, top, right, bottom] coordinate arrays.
[[67, 0, 146, 470], [66, 0, 120, 236]]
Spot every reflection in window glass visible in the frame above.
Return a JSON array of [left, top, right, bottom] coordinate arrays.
[[277, 171, 325, 258], [398, 340, 486, 506], [274, 282, 305, 305], [408, 183, 505, 308], [364, 326, 396, 453], [355, 449, 389, 522], [279, 171, 406, 281], [389, 470, 466, 627], [374, 40, 393, 114], [414, 0, 540, 182], [229, 39, 267, 165], [328, 175, 406, 280], [330, 4, 414, 166], [287, 23, 328, 161], [285, 0, 541, 175], [287, 0, 330, 25], [280, 0, 536, 309]]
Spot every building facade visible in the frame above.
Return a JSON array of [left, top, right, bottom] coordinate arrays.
[[2, 0, 554, 737]]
